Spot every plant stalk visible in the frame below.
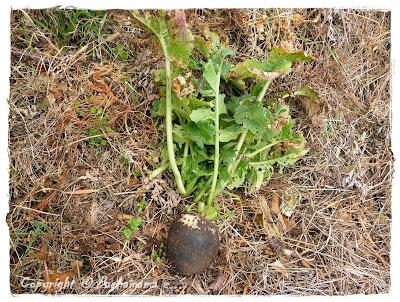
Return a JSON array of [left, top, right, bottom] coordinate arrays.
[[256, 80, 272, 103], [149, 162, 170, 179], [180, 142, 189, 176], [245, 140, 282, 159], [160, 40, 186, 195], [228, 130, 247, 173], [249, 149, 308, 166], [207, 71, 222, 206]]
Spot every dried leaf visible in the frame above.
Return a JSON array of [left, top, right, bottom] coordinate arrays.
[[249, 68, 282, 81], [270, 259, 289, 278], [105, 32, 120, 42], [71, 260, 83, 274], [259, 196, 280, 237], [192, 277, 205, 294], [64, 188, 98, 195], [271, 192, 280, 215], [28, 241, 48, 260], [45, 268, 76, 293], [260, 196, 274, 223], [142, 223, 168, 239], [208, 272, 229, 293], [277, 212, 289, 231], [172, 78, 181, 96], [280, 193, 299, 217], [116, 213, 135, 222], [301, 259, 312, 268], [282, 248, 294, 257], [48, 271, 75, 283]]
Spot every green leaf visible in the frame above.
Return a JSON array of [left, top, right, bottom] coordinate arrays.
[[293, 86, 319, 102], [132, 10, 194, 62], [209, 94, 227, 115], [156, 96, 191, 119], [154, 68, 166, 85], [187, 96, 210, 109], [279, 118, 295, 140], [194, 35, 211, 59], [226, 160, 248, 189], [216, 48, 235, 62], [181, 121, 215, 147], [190, 144, 212, 161], [169, 37, 193, 61], [172, 125, 189, 146], [190, 108, 214, 123], [200, 84, 215, 98], [136, 200, 147, 213], [226, 95, 241, 114], [201, 205, 219, 221], [203, 61, 218, 92], [203, 27, 220, 50], [221, 61, 234, 77], [219, 124, 242, 142], [250, 80, 267, 97], [138, 18, 310, 212], [248, 165, 273, 193], [218, 94, 227, 115], [221, 143, 237, 164], [128, 217, 142, 231], [150, 99, 162, 117], [116, 42, 128, 61], [189, 55, 206, 71], [234, 99, 271, 134], [123, 227, 133, 239], [229, 48, 312, 80], [228, 79, 246, 91]]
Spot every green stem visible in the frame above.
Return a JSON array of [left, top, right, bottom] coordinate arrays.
[[228, 130, 247, 173], [207, 71, 222, 206], [256, 80, 271, 103], [180, 142, 189, 176], [245, 140, 282, 159], [149, 162, 169, 179], [131, 12, 186, 194], [186, 175, 200, 196], [249, 149, 308, 167], [160, 39, 186, 195], [195, 177, 213, 203], [249, 154, 293, 166]]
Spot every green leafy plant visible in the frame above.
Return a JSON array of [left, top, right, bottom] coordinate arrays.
[[30, 9, 109, 47], [122, 216, 142, 239], [115, 42, 129, 61], [17, 220, 52, 258], [133, 11, 316, 220], [144, 241, 165, 263], [85, 106, 112, 148], [136, 200, 147, 213]]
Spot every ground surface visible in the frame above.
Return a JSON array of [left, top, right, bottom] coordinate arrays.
[[8, 9, 391, 295]]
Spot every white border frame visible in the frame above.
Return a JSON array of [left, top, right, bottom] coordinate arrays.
[[1, 1, 398, 301]]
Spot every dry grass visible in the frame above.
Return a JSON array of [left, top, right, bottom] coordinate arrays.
[[8, 8, 391, 295]]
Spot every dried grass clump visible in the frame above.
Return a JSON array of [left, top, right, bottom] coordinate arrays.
[[8, 8, 391, 295]]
